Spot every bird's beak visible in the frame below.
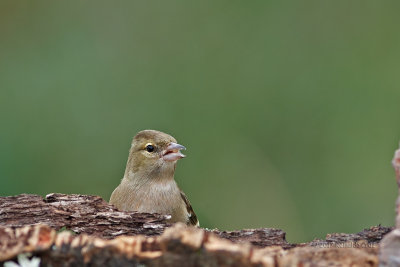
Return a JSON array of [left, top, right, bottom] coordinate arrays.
[[162, 142, 186, 162]]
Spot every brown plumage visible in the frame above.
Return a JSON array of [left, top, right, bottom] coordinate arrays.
[[109, 130, 198, 226]]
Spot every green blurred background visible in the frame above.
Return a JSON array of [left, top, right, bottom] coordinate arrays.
[[1, 1, 399, 243]]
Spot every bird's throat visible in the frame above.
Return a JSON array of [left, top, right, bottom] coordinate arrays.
[[125, 162, 176, 184]]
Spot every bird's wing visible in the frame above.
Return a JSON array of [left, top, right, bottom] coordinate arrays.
[[180, 190, 199, 226]]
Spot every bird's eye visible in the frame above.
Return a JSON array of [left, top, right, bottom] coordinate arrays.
[[145, 144, 155, 152]]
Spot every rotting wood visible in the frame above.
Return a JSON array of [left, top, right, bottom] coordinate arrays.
[[0, 224, 383, 267], [0, 192, 392, 266], [379, 146, 400, 266], [0, 193, 169, 238]]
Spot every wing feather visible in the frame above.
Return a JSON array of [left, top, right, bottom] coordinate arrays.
[[180, 190, 199, 226]]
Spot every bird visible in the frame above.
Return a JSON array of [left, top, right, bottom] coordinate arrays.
[[109, 129, 199, 226]]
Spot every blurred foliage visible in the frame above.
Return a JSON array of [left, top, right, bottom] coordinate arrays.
[[1, 1, 400, 243]]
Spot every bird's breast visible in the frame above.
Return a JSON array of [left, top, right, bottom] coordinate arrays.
[[134, 180, 186, 221], [111, 178, 188, 224]]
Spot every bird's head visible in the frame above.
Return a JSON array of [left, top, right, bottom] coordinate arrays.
[[125, 130, 186, 180]]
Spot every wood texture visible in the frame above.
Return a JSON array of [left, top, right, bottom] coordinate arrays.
[[379, 146, 400, 266], [0, 193, 169, 238], [0, 193, 391, 266], [0, 223, 385, 266]]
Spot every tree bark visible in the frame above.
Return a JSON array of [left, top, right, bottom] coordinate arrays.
[[379, 146, 400, 266], [0, 193, 391, 266]]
